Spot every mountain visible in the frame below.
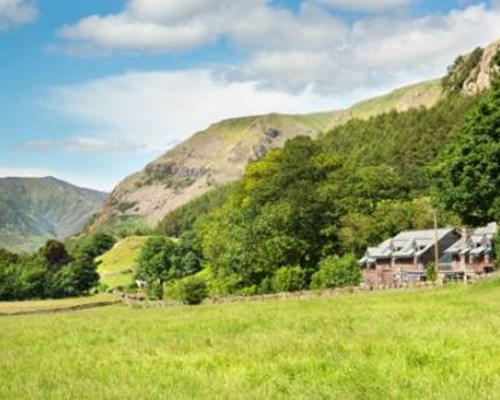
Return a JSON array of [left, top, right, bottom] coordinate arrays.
[[86, 38, 500, 235], [0, 177, 107, 252], [87, 80, 442, 234]]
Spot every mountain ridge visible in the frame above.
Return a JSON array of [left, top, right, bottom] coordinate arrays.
[[85, 38, 500, 235], [0, 176, 107, 252]]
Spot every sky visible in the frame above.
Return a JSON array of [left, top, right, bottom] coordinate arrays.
[[1, 0, 500, 191]]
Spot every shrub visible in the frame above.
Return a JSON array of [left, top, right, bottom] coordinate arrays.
[[208, 274, 243, 296], [166, 276, 208, 305], [258, 277, 274, 294], [239, 285, 258, 297], [147, 280, 164, 300], [273, 266, 306, 293], [311, 254, 361, 290], [493, 228, 500, 269], [425, 262, 437, 282]]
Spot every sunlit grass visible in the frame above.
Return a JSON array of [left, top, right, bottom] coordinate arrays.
[[1, 280, 500, 399]]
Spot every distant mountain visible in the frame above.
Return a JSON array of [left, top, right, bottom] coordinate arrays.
[[85, 37, 500, 235], [0, 177, 107, 252]]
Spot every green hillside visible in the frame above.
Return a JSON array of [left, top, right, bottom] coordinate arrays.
[[1, 279, 500, 399], [0, 177, 107, 252], [97, 236, 150, 289]]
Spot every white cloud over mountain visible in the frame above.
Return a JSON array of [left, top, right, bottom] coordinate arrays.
[[0, 0, 37, 30], [45, 70, 336, 153], [42, 1, 500, 156]]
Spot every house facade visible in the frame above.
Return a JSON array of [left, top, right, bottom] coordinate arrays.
[[360, 228, 460, 286], [442, 222, 497, 278]]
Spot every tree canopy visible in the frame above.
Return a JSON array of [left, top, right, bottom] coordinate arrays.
[[432, 74, 500, 225]]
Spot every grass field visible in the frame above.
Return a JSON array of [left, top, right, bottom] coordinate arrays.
[[0, 294, 116, 315], [1, 280, 500, 399]]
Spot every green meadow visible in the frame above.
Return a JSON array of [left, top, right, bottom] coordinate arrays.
[[96, 236, 150, 289], [1, 280, 500, 399]]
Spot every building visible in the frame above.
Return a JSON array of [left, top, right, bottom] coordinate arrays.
[[442, 222, 497, 278], [360, 228, 460, 286]]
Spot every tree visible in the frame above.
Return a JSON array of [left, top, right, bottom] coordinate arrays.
[[51, 257, 100, 298], [136, 237, 178, 294], [78, 233, 116, 259], [171, 231, 203, 278], [432, 77, 500, 225], [39, 240, 72, 269], [0, 248, 18, 267]]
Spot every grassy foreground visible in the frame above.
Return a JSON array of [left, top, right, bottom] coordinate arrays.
[[1, 281, 500, 399]]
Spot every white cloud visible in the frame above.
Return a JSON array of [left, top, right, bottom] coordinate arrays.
[[21, 137, 139, 153], [45, 2, 500, 160], [233, 4, 500, 93], [313, 0, 411, 12], [58, 0, 345, 53], [0, 0, 37, 30], [56, 1, 500, 96], [45, 69, 336, 153]]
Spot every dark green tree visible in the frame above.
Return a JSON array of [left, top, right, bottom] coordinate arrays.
[[136, 237, 178, 296], [432, 76, 500, 225], [78, 233, 116, 259], [39, 240, 72, 269], [51, 257, 100, 298]]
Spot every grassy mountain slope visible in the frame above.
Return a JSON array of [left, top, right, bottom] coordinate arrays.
[[0, 177, 107, 252], [96, 236, 150, 289], [87, 79, 443, 234]]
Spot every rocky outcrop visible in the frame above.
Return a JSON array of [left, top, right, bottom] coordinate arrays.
[[463, 40, 500, 95]]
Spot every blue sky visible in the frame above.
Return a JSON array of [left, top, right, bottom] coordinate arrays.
[[1, 0, 500, 191]]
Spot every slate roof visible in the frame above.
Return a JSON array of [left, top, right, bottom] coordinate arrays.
[[445, 222, 497, 256], [360, 228, 456, 264]]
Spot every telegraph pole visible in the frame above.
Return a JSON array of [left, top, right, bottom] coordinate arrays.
[[462, 227, 468, 284], [434, 209, 439, 281]]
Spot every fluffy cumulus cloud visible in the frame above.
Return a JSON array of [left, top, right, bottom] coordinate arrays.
[[236, 3, 500, 93], [44, 70, 335, 153], [0, 0, 37, 30], [57, 1, 500, 95], [58, 0, 346, 53]]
